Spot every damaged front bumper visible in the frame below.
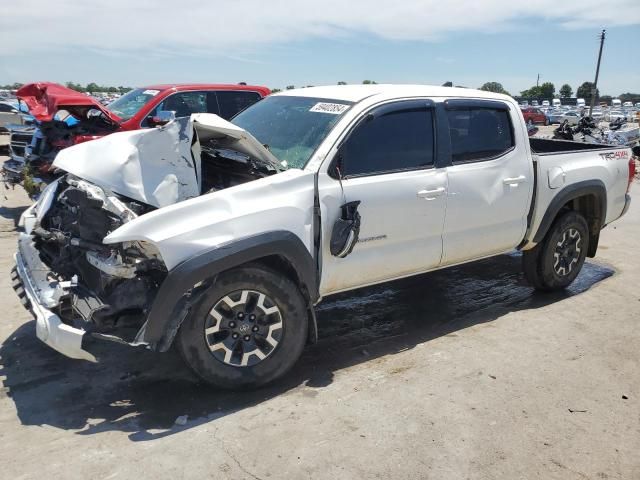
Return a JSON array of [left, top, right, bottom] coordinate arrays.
[[13, 233, 96, 362]]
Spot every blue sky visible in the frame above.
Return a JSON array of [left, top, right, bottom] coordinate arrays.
[[1, 0, 639, 96]]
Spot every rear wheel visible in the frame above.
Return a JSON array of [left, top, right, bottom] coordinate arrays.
[[523, 211, 589, 291], [177, 265, 308, 389]]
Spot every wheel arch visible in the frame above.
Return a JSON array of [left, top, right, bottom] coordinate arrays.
[[141, 230, 319, 351], [532, 180, 607, 258]]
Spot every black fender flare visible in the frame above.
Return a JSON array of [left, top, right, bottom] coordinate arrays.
[[142, 230, 318, 350], [532, 180, 607, 243]]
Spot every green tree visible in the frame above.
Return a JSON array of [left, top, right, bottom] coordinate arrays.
[[520, 86, 542, 98], [599, 95, 612, 105], [362, 80, 377, 84], [65, 81, 85, 92], [442, 81, 453, 87], [619, 92, 640, 102], [337, 81, 347, 85], [576, 82, 599, 102], [86, 82, 100, 93], [270, 88, 282, 94], [285, 85, 295, 90], [539, 82, 555, 99], [559, 84, 573, 98], [479, 82, 510, 95]]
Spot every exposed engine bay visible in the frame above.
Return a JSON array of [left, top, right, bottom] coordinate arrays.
[[29, 128, 275, 342]]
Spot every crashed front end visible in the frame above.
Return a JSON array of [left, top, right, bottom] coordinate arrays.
[[14, 177, 166, 361], [11, 113, 289, 361]]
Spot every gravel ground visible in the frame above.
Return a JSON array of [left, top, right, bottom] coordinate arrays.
[[0, 154, 638, 479]]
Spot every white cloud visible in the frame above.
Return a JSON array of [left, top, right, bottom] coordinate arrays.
[[1, 0, 639, 56]]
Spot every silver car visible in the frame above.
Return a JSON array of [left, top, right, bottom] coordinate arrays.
[[0, 101, 24, 132], [559, 111, 581, 125]]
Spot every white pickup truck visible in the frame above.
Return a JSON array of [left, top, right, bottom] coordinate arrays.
[[13, 85, 636, 389]]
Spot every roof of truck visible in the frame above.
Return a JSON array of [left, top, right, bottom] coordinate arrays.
[[142, 84, 271, 95], [275, 84, 513, 103]]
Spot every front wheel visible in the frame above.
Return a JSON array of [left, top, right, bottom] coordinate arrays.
[[523, 211, 589, 291], [177, 264, 308, 389]]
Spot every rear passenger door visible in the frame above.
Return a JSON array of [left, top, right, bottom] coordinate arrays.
[[441, 100, 533, 265], [318, 100, 448, 295]]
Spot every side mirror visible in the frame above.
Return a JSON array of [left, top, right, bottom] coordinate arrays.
[[86, 108, 103, 119], [148, 110, 176, 127], [330, 201, 362, 258]]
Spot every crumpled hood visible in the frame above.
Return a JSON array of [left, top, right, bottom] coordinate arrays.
[[52, 113, 282, 208], [16, 82, 120, 123]]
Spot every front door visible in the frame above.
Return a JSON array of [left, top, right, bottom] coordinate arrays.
[[318, 100, 448, 295]]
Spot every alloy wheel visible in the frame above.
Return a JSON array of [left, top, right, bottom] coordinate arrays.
[[204, 290, 283, 367], [553, 228, 582, 276]]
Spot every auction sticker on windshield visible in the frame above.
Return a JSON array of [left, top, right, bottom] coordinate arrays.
[[310, 102, 350, 114]]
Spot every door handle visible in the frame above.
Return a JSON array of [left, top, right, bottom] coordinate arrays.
[[417, 187, 445, 200], [503, 175, 526, 186]]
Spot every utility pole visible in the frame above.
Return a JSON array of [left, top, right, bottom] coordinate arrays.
[[536, 74, 540, 87], [590, 29, 606, 116]]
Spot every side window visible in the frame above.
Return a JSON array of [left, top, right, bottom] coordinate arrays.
[[216, 91, 263, 119], [0, 103, 15, 112], [340, 106, 435, 177], [446, 107, 514, 163], [161, 91, 208, 117]]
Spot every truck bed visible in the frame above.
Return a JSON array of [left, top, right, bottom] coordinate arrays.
[[529, 137, 624, 154]]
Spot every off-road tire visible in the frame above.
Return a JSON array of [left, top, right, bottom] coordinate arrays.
[[523, 211, 589, 291], [177, 264, 308, 389]]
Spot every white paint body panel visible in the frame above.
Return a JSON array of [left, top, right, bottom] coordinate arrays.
[[440, 101, 534, 265], [317, 168, 448, 295], [104, 169, 315, 270]]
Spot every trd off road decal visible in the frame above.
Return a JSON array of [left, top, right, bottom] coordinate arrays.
[[599, 150, 629, 161]]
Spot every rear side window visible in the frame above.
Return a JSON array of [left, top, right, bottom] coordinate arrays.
[[341, 107, 435, 177], [447, 107, 514, 163], [162, 91, 208, 117], [216, 91, 263, 119]]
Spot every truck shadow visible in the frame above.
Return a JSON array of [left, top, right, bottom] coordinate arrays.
[[0, 254, 614, 442]]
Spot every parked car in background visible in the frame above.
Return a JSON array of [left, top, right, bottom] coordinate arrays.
[[6, 82, 270, 182], [605, 110, 627, 122], [590, 110, 604, 122], [577, 98, 586, 108], [547, 111, 566, 124], [559, 111, 581, 125], [12, 85, 635, 388], [0, 101, 25, 132], [521, 107, 549, 125]]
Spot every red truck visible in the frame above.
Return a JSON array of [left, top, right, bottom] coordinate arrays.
[[7, 82, 270, 182]]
